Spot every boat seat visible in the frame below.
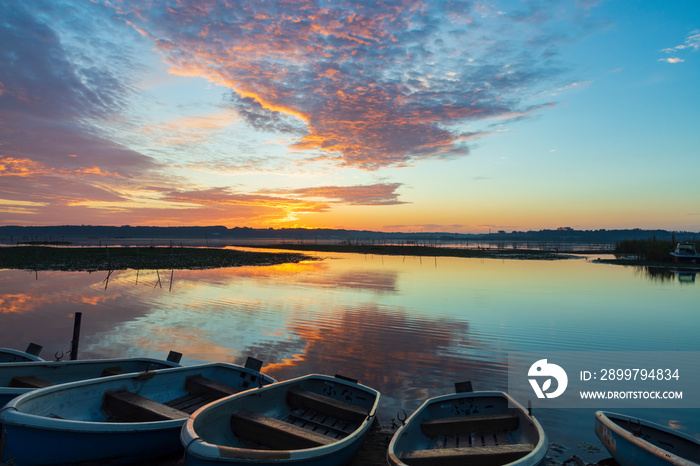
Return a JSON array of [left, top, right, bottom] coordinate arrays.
[[103, 390, 187, 422], [399, 443, 534, 466], [185, 374, 240, 399], [420, 412, 519, 437], [164, 392, 209, 414], [286, 388, 368, 424], [230, 410, 336, 450], [100, 366, 127, 377], [9, 375, 55, 389]]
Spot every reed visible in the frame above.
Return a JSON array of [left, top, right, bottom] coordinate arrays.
[[0, 246, 311, 271]]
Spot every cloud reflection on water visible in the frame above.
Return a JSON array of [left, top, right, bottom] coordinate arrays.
[[1, 253, 698, 458]]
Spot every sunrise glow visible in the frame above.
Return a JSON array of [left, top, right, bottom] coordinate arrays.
[[1, 2, 698, 232]]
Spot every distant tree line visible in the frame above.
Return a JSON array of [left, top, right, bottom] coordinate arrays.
[[0, 225, 697, 245]]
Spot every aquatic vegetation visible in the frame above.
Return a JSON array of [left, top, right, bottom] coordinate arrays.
[[0, 246, 311, 271], [616, 239, 698, 262]]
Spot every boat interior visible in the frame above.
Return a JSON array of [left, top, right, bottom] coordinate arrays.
[[229, 386, 370, 450], [399, 410, 535, 466], [610, 415, 700, 463], [10, 365, 265, 424], [102, 374, 242, 422], [392, 389, 542, 466]]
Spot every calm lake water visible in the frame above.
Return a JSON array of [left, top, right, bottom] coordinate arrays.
[[1, 248, 698, 462]]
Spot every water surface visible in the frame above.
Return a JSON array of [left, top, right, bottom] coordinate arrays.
[[1, 250, 698, 462]]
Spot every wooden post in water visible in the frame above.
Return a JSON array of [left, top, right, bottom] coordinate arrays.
[[70, 312, 82, 360]]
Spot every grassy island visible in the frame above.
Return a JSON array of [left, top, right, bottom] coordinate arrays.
[[0, 246, 312, 272]]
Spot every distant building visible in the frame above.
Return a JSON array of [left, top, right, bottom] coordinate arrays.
[[557, 227, 573, 231]]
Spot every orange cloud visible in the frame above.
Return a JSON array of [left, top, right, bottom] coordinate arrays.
[[0, 157, 45, 177], [265, 182, 406, 206], [0, 157, 121, 179]]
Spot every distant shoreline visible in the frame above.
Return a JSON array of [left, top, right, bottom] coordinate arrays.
[[236, 244, 700, 270]]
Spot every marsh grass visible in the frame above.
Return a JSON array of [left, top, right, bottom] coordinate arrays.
[[615, 239, 697, 262], [0, 246, 311, 271]]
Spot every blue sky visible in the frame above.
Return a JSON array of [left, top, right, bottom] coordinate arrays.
[[0, 0, 698, 232]]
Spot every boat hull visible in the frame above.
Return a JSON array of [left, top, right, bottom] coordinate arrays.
[[670, 252, 700, 264], [387, 391, 548, 466], [594, 411, 700, 466], [182, 374, 381, 465], [184, 432, 367, 466], [0, 363, 275, 465], [0, 417, 182, 465]]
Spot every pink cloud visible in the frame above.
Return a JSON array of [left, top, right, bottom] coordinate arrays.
[[108, 0, 565, 169]]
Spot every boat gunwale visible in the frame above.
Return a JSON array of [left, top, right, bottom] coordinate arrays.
[[0, 357, 179, 371], [182, 373, 381, 462], [387, 390, 548, 466], [0, 348, 44, 362], [0, 362, 275, 432], [0, 357, 180, 394], [594, 410, 700, 466]]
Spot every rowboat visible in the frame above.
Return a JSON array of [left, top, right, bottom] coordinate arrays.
[[0, 344, 44, 363], [0, 355, 181, 407], [181, 374, 381, 466], [0, 361, 275, 465], [594, 411, 700, 466], [387, 383, 548, 466]]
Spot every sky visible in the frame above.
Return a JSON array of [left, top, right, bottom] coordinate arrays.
[[1, 0, 698, 234]]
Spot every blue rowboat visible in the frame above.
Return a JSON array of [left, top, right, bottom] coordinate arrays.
[[181, 374, 381, 466], [387, 385, 547, 466], [595, 411, 700, 466], [0, 361, 275, 465], [0, 355, 181, 407]]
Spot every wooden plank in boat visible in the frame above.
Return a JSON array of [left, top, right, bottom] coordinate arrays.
[[9, 375, 55, 389], [185, 374, 240, 399], [420, 412, 519, 437], [443, 435, 457, 449], [471, 432, 479, 447], [164, 392, 210, 414], [100, 366, 127, 377], [400, 443, 534, 466], [103, 390, 187, 422], [231, 410, 336, 450], [482, 432, 498, 446], [287, 408, 354, 437], [286, 388, 368, 424], [495, 431, 509, 445]]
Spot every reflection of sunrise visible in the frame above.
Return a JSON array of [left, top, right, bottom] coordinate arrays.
[[1, 2, 698, 232]]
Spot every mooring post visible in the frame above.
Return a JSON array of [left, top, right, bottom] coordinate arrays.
[[70, 312, 82, 360]]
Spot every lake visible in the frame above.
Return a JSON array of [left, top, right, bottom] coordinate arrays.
[[1, 248, 698, 463]]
